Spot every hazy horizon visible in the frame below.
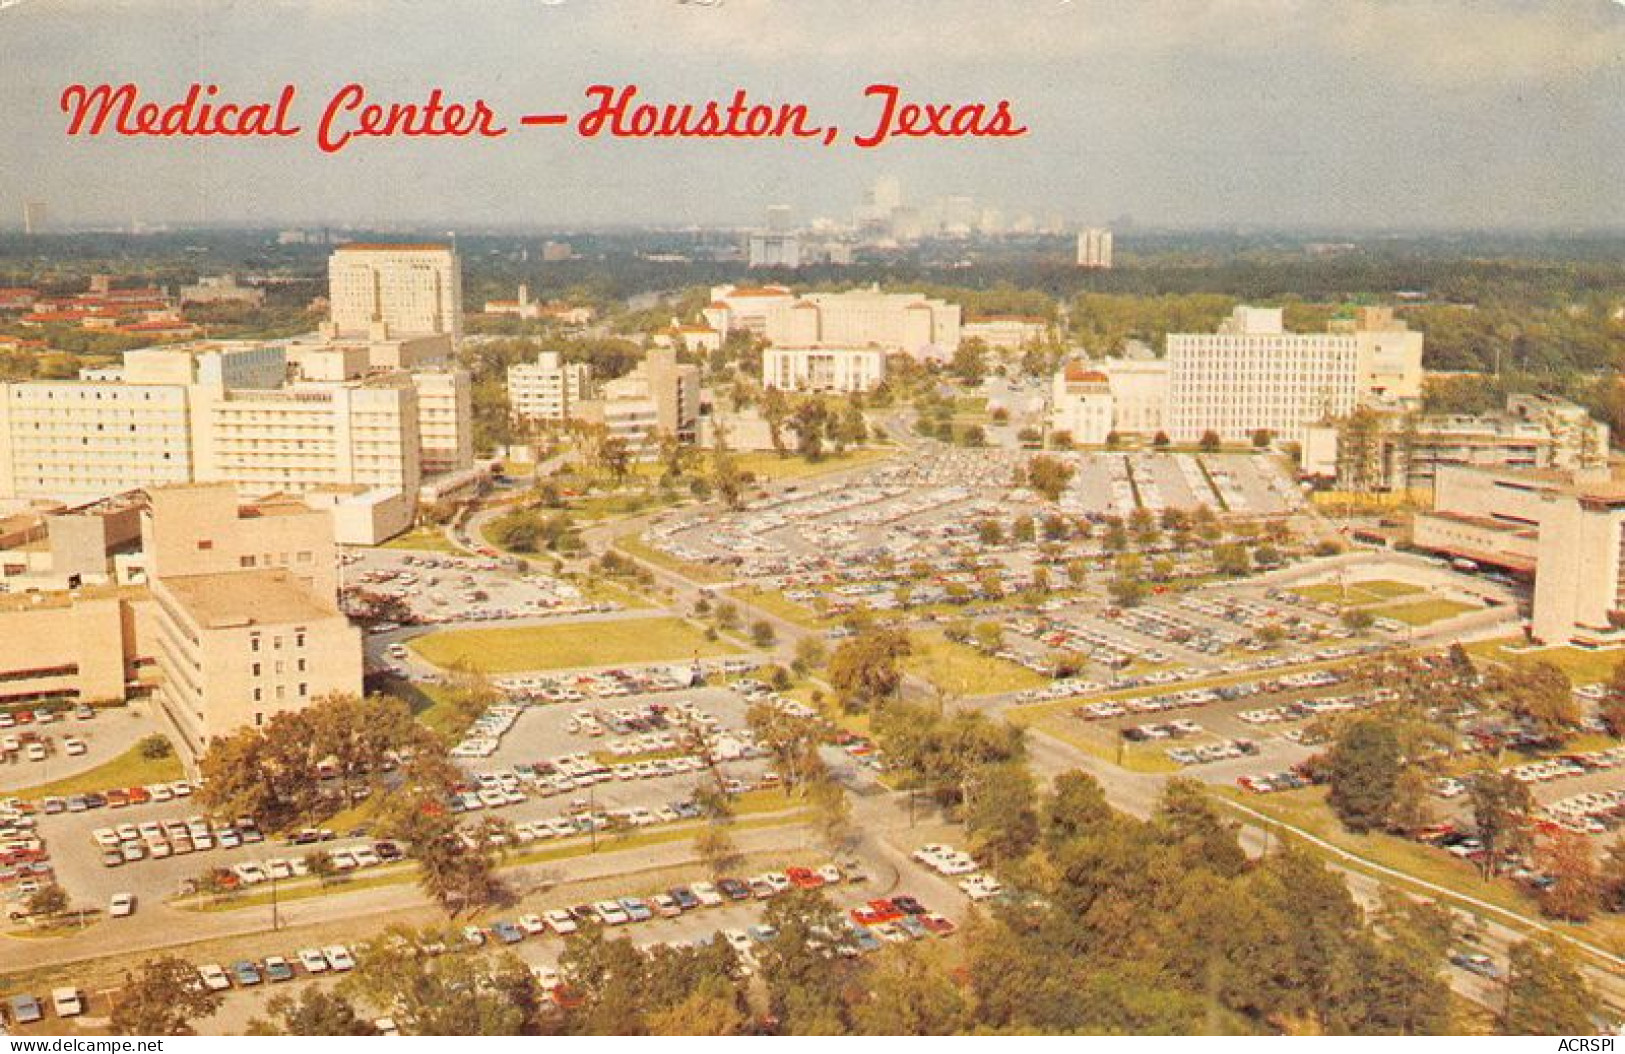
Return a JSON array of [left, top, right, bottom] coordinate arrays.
[[2, 0, 1623, 232]]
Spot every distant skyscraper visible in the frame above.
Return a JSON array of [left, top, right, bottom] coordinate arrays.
[[22, 201, 47, 236], [765, 205, 793, 232], [1077, 227, 1114, 269], [869, 175, 902, 215], [748, 232, 802, 269]]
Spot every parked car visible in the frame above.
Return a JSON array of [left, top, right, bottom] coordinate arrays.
[[197, 964, 231, 992], [108, 892, 135, 917]]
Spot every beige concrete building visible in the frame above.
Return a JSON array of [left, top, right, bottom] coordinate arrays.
[[578, 347, 701, 446], [962, 316, 1049, 351], [508, 351, 593, 423], [1048, 357, 1170, 443], [143, 484, 360, 763], [327, 243, 462, 345], [1049, 364, 1115, 445], [179, 275, 264, 307], [0, 591, 150, 708], [704, 283, 961, 361], [762, 346, 886, 394], [1413, 465, 1625, 644], [411, 369, 473, 476]]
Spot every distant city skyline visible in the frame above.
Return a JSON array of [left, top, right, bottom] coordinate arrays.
[[2, 0, 1623, 231]]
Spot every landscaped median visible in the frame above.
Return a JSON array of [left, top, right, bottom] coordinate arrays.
[[407, 617, 742, 673], [11, 741, 183, 802], [172, 804, 811, 915]]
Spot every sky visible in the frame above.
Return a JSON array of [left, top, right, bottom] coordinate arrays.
[[1, 0, 1624, 231]]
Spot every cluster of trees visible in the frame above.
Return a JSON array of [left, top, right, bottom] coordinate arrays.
[[209, 771, 1603, 1036], [759, 389, 870, 462], [487, 506, 580, 555]]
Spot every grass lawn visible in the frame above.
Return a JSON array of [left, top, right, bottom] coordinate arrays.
[[729, 586, 827, 628], [1295, 579, 1425, 606], [1465, 636, 1625, 685], [376, 526, 460, 553], [904, 631, 1049, 697], [375, 675, 473, 739], [409, 617, 741, 673], [575, 575, 656, 610], [733, 446, 894, 482], [614, 534, 734, 585], [1021, 713, 1181, 774], [13, 742, 182, 801], [1209, 784, 1625, 957], [1367, 598, 1477, 626]]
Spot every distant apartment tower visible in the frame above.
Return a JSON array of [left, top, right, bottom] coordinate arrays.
[[748, 233, 802, 269], [508, 351, 593, 423], [1077, 228, 1113, 269], [326, 243, 462, 345], [1164, 306, 1423, 443], [22, 202, 47, 236]]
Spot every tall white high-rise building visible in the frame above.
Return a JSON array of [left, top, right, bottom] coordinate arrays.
[[1077, 228, 1113, 269], [1164, 306, 1423, 443], [22, 202, 48, 236], [327, 243, 463, 345]]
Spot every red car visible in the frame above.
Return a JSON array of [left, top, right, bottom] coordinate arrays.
[[851, 898, 903, 926], [786, 867, 824, 890], [921, 913, 957, 937], [105, 789, 131, 808], [126, 786, 151, 805]]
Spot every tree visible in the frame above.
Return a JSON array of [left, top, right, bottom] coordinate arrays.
[[1043, 769, 1113, 848], [1251, 428, 1273, 449], [694, 824, 743, 879], [1502, 940, 1601, 1036], [249, 988, 379, 1036], [750, 619, 776, 648], [1026, 455, 1076, 502], [789, 398, 830, 460], [1108, 573, 1149, 607], [1469, 763, 1533, 878], [1600, 659, 1625, 736], [1341, 608, 1376, 633], [1212, 543, 1252, 577], [1199, 429, 1222, 452], [1496, 661, 1578, 740], [137, 734, 173, 760], [826, 629, 912, 710], [1535, 831, 1600, 922], [25, 883, 68, 918], [345, 929, 536, 1035], [851, 943, 969, 1034], [110, 955, 225, 1035], [1327, 720, 1401, 833], [950, 340, 987, 385], [965, 761, 1039, 864]]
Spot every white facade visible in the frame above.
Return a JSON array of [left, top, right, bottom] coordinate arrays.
[[328, 243, 462, 345], [748, 233, 801, 269], [1165, 306, 1423, 443], [1049, 366, 1114, 445], [762, 346, 887, 394], [706, 284, 960, 361], [508, 351, 594, 423], [1077, 228, 1114, 269], [410, 369, 473, 476]]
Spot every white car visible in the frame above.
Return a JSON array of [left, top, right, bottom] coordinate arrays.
[[297, 948, 329, 974], [690, 882, 724, 907], [52, 987, 84, 1018], [594, 900, 630, 926], [197, 964, 232, 992], [960, 874, 1004, 901], [108, 892, 136, 917], [530, 965, 562, 992], [544, 909, 578, 935], [323, 945, 356, 972], [518, 913, 548, 936]]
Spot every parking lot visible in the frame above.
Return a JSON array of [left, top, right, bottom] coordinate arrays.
[[341, 547, 614, 629], [0, 705, 167, 794]]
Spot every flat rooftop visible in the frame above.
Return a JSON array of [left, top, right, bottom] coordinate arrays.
[[159, 569, 336, 628]]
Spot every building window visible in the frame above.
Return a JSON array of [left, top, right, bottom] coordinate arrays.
[[252, 688, 262, 702], [251, 662, 261, 677], [251, 636, 260, 652], [196, 539, 213, 551]]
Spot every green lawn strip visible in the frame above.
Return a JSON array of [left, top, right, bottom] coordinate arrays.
[[1025, 713, 1182, 774], [614, 535, 734, 585], [11, 744, 183, 802], [176, 810, 809, 914], [731, 446, 895, 482], [1005, 650, 1387, 726], [1465, 636, 1625, 686], [729, 586, 829, 628], [574, 575, 657, 611], [903, 631, 1050, 697], [1367, 598, 1477, 626], [409, 617, 740, 673], [1214, 786, 1625, 965], [376, 676, 471, 740], [376, 527, 460, 554]]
